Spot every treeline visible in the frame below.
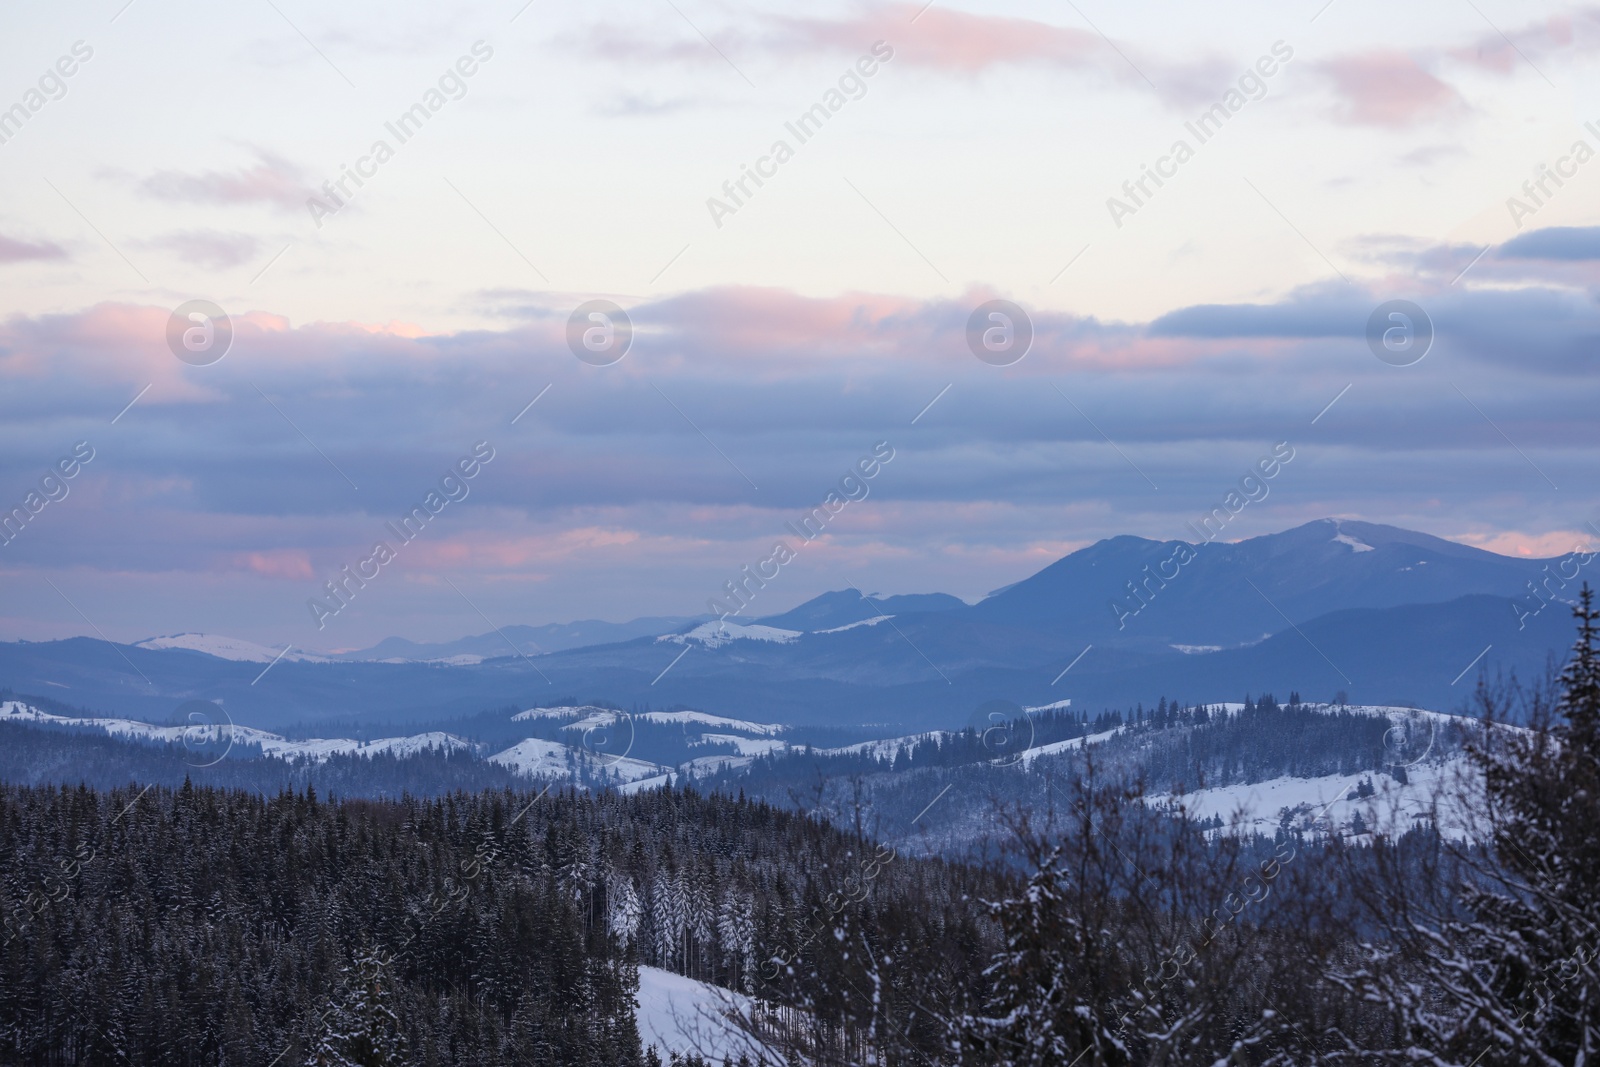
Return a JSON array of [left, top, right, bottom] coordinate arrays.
[[0, 721, 532, 798]]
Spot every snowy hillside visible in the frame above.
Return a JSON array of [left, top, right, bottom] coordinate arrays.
[[132, 633, 329, 663], [1148, 756, 1477, 839], [488, 737, 669, 785], [513, 705, 784, 736], [635, 966, 763, 1063], [0, 700, 470, 763], [658, 621, 802, 648]]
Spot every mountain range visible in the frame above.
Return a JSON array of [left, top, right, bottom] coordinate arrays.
[[1, 519, 1581, 732]]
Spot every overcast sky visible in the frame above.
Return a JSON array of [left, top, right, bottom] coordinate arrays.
[[1, 0, 1597, 650]]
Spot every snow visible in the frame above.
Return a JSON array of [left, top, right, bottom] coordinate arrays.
[[511, 704, 613, 722], [0, 701, 470, 762], [1022, 698, 1073, 713], [695, 733, 788, 756], [617, 772, 677, 795], [814, 615, 892, 634], [132, 633, 328, 663], [682, 754, 756, 776], [657, 621, 802, 648], [1015, 728, 1120, 767], [512, 706, 784, 736], [487, 738, 576, 776], [640, 710, 786, 735], [820, 731, 945, 760], [487, 738, 668, 785], [635, 966, 761, 1064], [1330, 523, 1376, 552], [1145, 757, 1474, 838], [1172, 644, 1223, 654]]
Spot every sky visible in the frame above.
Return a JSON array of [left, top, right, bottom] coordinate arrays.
[[1, 0, 1598, 650]]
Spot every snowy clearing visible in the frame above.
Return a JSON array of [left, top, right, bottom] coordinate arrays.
[[487, 737, 668, 785], [1145, 756, 1476, 838], [636, 966, 767, 1064], [657, 621, 802, 648]]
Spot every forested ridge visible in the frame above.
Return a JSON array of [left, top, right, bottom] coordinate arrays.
[[4, 599, 1599, 1065], [0, 779, 1001, 1066]]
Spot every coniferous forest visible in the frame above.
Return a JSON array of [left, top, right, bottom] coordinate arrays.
[[3, 598, 1599, 1065]]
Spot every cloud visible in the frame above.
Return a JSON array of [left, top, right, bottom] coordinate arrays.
[[134, 149, 309, 211], [1448, 9, 1600, 75], [0, 234, 68, 263], [1149, 278, 1600, 375], [768, 4, 1100, 73], [585, 3, 1229, 107], [0, 282, 1594, 651], [1319, 51, 1463, 127], [235, 550, 315, 580], [1499, 226, 1600, 261], [1455, 528, 1598, 557], [141, 230, 263, 269], [1148, 284, 1364, 339]]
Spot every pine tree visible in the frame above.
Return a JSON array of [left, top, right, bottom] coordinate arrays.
[[609, 874, 642, 945], [311, 951, 408, 1067], [1329, 588, 1600, 1063]]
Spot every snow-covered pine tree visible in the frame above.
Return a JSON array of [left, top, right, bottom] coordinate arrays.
[[717, 890, 756, 993], [608, 872, 642, 946], [650, 867, 685, 972], [310, 951, 407, 1067], [1327, 588, 1600, 1064]]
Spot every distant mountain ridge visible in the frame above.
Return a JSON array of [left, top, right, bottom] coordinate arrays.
[[0, 519, 1583, 730], [334, 616, 710, 662], [969, 518, 1545, 647]]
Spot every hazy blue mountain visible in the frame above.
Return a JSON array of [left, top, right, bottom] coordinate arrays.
[[754, 590, 967, 631], [0, 520, 1581, 732], [339, 616, 708, 661], [970, 518, 1548, 648]]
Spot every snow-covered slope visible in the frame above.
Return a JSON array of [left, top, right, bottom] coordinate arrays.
[[640, 710, 786, 735], [658, 621, 802, 648], [820, 730, 945, 760], [511, 704, 611, 722], [1146, 757, 1474, 838], [132, 633, 329, 663], [512, 705, 786, 737], [0, 700, 470, 763], [696, 733, 787, 756], [1015, 728, 1119, 767], [488, 738, 668, 785], [499, 705, 791, 788], [635, 966, 763, 1063], [815, 615, 892, 634]]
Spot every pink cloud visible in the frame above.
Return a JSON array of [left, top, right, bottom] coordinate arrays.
[[135, 149, 310, 211], [1455, 529, 1596, 558], [1449, 10, 1600, 74], [587, 4, 1205, 91], [1320, 51, 1463, 127], [638, 285, 1257, 373], [0, 234, 67, 263], [772, 4, 1100, 72], [235, 550, 315, 580]]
